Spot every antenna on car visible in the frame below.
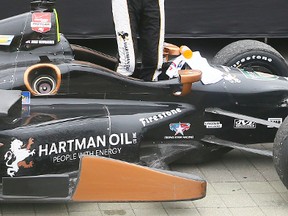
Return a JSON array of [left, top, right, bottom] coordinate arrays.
[[30, 0, 56, 12]]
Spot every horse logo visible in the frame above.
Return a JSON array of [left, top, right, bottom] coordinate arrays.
[[118, 31, 129, 40], [4, 138, 35, 177]]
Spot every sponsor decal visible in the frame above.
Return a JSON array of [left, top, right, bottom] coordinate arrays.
[[4, 138, 35, 177], [267, 118, 282, 128], [221, 66, 241, 84], [3, 133, 138, 175], [139, 108, 182, 127], [170, 122, 191, 135], [204, 121, 222, 129], [223, 73, 241, 84], [39, 132, 138, 163], [118, 31, 131, 71], [25, 40, 55, 45], [0, 35, 14, 46], [3, 133, 138, 172], [22, 91, 31, 105], [164, 122, 194, 140], [241, 70, 278, 81], [31, 12, 52, 33], [234, 119, 256, 129], [22, 105, 30, 117]]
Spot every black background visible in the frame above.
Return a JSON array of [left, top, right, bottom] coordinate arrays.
[[1, 0, 288, 39]]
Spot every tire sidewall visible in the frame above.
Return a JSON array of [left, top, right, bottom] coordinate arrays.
[[225, 50, 288, 76], [274, 116, 288, 189], [212, 40, 288, 77]]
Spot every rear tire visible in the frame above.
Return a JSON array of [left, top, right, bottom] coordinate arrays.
[[273, 115, 288, 189], [212, 40, 288, 76]]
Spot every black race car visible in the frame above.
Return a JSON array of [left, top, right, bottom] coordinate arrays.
[[0, 0, 288, 202]]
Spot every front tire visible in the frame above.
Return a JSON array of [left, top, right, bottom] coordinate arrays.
[[212, 40, 288, 76], [273, 116, 288, 189]]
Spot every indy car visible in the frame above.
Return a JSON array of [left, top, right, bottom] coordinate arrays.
[[1, 0, 288, 202]]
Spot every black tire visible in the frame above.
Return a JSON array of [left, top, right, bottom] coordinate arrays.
[[212, 40, 288, 76], [175, 141, 232, 164], [273, 116, 288, 189]]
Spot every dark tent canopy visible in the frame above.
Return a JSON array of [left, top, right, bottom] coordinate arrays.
[[1, 0, 288, 39]]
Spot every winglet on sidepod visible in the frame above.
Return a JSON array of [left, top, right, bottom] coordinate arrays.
[[72, 156, 206, 202]]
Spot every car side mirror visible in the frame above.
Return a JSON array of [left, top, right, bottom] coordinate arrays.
[[174, 70, 202, 96]]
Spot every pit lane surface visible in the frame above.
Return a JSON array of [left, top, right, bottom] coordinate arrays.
[[1, 144, 288, 216]]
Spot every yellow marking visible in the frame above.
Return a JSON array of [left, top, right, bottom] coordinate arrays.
[[53, 9, 60, 42]]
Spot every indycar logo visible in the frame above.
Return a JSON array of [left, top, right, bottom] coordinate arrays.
[[31, 12, 52, 33], [169, 123, 191, 135], [4, 138, 35, 177], [234, 119, 256, 129]]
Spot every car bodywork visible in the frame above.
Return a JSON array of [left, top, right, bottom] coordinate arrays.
[[0, 0, 288, 202]]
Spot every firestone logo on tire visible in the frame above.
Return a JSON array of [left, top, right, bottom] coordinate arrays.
[[232, 55, 272, 68]]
